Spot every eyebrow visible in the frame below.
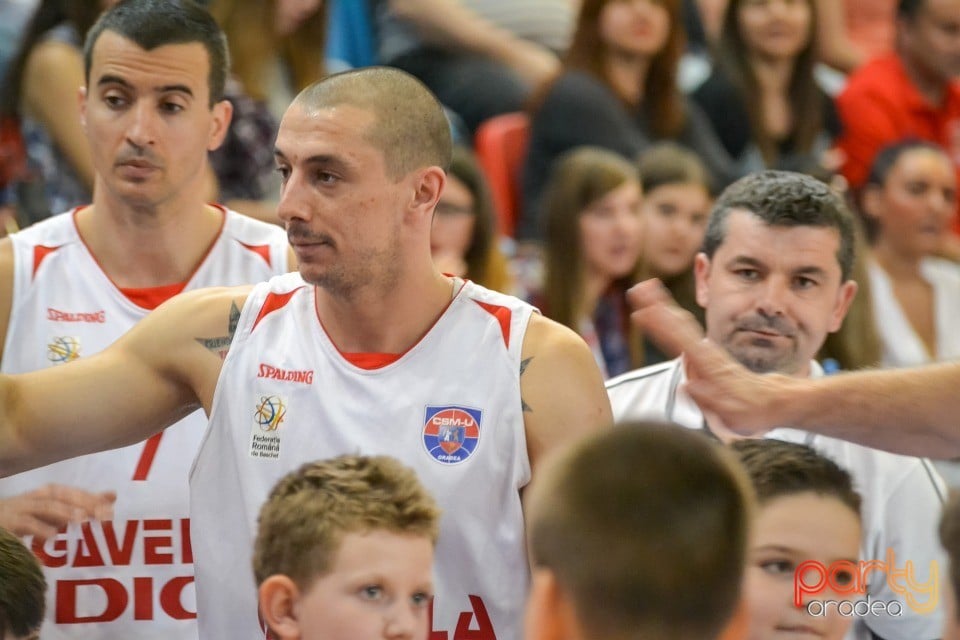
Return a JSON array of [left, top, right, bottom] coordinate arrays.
[[726, 255, 830, 278], [97, 74, 194, 97], [273, 151, 350, 173]]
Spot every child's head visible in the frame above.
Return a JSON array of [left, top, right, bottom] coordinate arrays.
[[525, 422, 754, 640], [253, 455, 441, 640], [730, 439, 862, 640], [0, 527, 46, 640]]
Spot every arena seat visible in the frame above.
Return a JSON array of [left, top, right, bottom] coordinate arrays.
[[473, 112, 530, 238]]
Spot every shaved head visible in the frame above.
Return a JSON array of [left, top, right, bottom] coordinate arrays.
[[293, 67, 453, 179]]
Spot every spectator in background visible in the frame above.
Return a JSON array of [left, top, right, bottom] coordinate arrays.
[[730, 438, 862, 640], [692, 0, 841, 176], [636, 143, 712, 365], [208, 0, 326, 225], [520, 0, 735, 242], [540, 147, 643, 379], [524, 422, 753, 640], [836, 0, 960, 218], [0, 526, 46, 640], [860, 139, 959, 368], [431, 145, 514, 293], [0, 0, 111, 226], [375, 0, 573, 134]]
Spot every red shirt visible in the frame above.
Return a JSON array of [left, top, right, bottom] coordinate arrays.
[[837, 53, 960, 192]]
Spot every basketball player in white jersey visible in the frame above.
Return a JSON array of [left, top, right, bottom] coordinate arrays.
[[0, 2, 292, 638], [608, 172, 946, 640], [0, 65, 612, 640]]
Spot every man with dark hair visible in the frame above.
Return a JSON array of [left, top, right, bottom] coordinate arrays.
[[0, 65, 611, 640], [525, 422, 753, 640], [836, 0, 960, 221], [609, 170, 946, 640], [0, 527, 46, 640], [0, 0, 292, 637]]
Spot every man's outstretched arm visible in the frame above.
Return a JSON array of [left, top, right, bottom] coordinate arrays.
[[0, 286, 250, 476], [627, 278, 960, 458]]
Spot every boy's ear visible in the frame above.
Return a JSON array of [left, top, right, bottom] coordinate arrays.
[[525, 568, 584, 640], [258, 575, 302, 640]]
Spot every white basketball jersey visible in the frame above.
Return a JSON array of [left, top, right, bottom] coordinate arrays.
[[191, 273, 534, 640], [0, 207, 290, 640]]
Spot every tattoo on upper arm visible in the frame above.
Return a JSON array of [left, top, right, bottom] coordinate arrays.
[[520, 357, 533, 413], [195, 302, 242, 361]]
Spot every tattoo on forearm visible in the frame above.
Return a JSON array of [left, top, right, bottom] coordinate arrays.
[[195, 302, 241, 361], [520, 357, 533, 413]]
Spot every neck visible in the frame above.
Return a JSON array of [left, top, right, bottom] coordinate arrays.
[[900, 51, 947, 105], [581, 270, 612, 322], [873, 240, 924, 279], [748, 54, 794, 92], [315, 266, 455, 354], [604, 51, 650, 104], [78, 186, 224, 287]]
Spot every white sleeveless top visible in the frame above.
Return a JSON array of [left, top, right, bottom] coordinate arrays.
[[0, 207, 290, 640], [191, 273, 534, 640]]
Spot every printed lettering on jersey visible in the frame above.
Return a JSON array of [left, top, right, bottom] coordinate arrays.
[[256, 363, 314, 385], [47, 336, 80, 363], [47, 307, 106, 323], [31, 518, 196, 623], [423, 405, 482, 465], [249, 394, 287, 459]]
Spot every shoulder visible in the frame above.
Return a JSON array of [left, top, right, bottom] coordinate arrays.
[[605, 359, 680, 420], [839, 55, 902, 100], [541, 71, 619, 112]]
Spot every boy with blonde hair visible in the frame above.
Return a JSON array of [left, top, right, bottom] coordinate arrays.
[[253, 455, 441, 640]]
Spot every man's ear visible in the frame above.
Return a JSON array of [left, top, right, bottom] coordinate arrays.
[[524, 568, 584, 640], [409, 166, 445, 222], [207, 99, 233, 152], [694, 252, 712, 309], [828, 279, 859, 333], [258, 575, 302, 640], [79, 86, 87, 130]]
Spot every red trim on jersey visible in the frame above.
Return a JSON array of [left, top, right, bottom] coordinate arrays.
[[32, 244, 62, 279], [132, 432, 163, 481], [316, 279, 469, 371], [253, 288, 305, 331], [71, 205, 228, 310], [474, 300, 512, 348], [119, 282, 188, 310], [340, 352, 403, 369], [239, 241, 272, 267]]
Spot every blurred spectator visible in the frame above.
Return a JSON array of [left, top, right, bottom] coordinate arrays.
[[692, 0, 841, 176], [520, 0, 735, 242], [540, 147, 643, 379], [0, 0, 109, 225], [636, 143, 712, 364], [376, 0, 573, 133], [208, 0, 326, 224], [432, 145, 515, 293], [860, 140, 959, 368], [835, 0, 960, 220]]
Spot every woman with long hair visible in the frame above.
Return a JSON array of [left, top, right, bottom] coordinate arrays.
[[635, 143, 713, 364], [540, 147, 644, 378], [692, 0, 840, 174], [520, 0, 734, 242]]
